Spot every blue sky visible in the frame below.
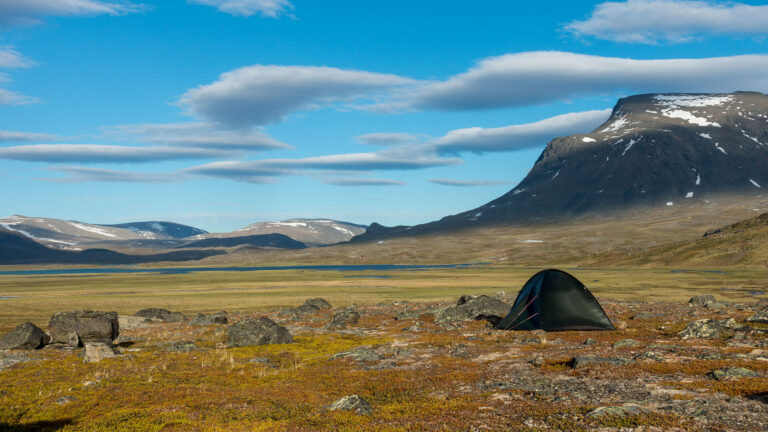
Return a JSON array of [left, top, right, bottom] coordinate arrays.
[[1, 0, 767, 232]]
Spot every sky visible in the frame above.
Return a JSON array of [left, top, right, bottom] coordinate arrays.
[[1, 0, 767, 232]]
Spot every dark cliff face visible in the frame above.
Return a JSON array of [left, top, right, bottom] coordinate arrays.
[[353, 92, 768, 242]]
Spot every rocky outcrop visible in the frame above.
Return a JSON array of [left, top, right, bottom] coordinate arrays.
[[678, 319, 733, 339], [304, 298, 332, 310], [0, 322, 50, 350], [48, 311, 119, 346], [227, 317, 293, 347], [81, 342, 116, 363], [329, 309, 361, 329], [327, 395, 372, 415], [434, 295, 511, 323], [135, 308, 186, 322], [190, 311, 228, 326]]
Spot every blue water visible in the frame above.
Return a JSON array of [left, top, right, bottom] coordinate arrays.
[[670, 270, 725, 274], [0, 296, 19, 299], [0, 263, 481, 277]]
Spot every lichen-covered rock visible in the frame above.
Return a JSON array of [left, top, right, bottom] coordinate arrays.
[[190, 311, 228, 326], [331, 347, 380, 362], [613, 339, 639, 349], [135, 308, 172, 320], [746, 309, 768, 324], [678, 319, 732, 339], [708, 367, 759, 380], [304, 298, 331, 310], [0, 322, 49, 350], [49, 311, 119, 346], [294, 303, 321, 316], [587, 405, 649, 418], [327, 395, 372, 414], [227, 317, 293, 347], [118, 315, 154, 330], [329, 309, 361, 329], [434, 295, 511, 323], [689, 295, 717, 307], [81, 342, 116, 363], [569, 356, 631, 368]]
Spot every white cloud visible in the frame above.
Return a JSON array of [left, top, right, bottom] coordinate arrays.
[[188, 0, 293, 18], [106, 122, 290, 151], [565, 0, 768, 44], [323, 178, 405, 187], [0, 0, 141, 26], [178, 65, 416, 126], [429, 178, 512, 187], [49, 166, 182, 183], [0, 47, 37, 106], [411, 51, 768, 111], [356, 132, 417, 146], [0, 130, 59, 142], [0, 144, 232, 163], [433, 109, 611, 154]]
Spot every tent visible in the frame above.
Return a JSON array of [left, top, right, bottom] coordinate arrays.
[[495, 269, 614, 331]]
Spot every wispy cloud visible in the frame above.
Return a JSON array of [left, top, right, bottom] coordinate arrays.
[[48, 166, 183, 183], [0, 144, 232, 163], [356, 132, 417, 146], [105, 122, 290, 151], [323, 177, 406, 187], [188, 0, 293, 18], [0, 0, 142, 27], [565, 0, 768, 44], [0, 47, 37, 106], [429, 178, 512, 187], [409, 51, 768, 111], [0, 130, 60, 142], [178, 65, 416, 126], [432, 109, 611, 154]]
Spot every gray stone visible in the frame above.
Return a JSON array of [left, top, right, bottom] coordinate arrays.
[[329, 309, 361, 329], [570, 356, 631, 368], [434, 295, 511, 323], [190, 311, 228, 326], [327, 394, 372, 415], [49, 311, 119, 346], [117, 315, 154, 330], [587, 405, 649, 418], [582, 338, 598, 346], [678, 319, 732, 339], [135, 308, 173, 320], [304, 298, 331, 310], [689, 295, 717, 307], [331, 347, 380, 362], [0, 322, 49, 350], [613, 339, 639, 349], [294, 303, 321, 316], [82, 342, 116, 363], [164, 341, 198, 352], [395, 309, 421, 321], [227, 317, 293, 347], [746, 310, 768, 324], [708, 367, 759, 380]]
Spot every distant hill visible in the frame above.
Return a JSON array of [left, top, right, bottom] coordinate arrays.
[[353, 92, 768, 242], [0, 228, 225, 265], [101, 221, 207, 239], [177, 233, 307, 250], [209, 219, 367, 246]]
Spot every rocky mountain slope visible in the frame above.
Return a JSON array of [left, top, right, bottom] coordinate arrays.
[[101, 221, 207, 239], [0, 228, 224, 265], [354, 92, 768, 242], [177, 233, 307, 250], [209, 219, 367, 246]]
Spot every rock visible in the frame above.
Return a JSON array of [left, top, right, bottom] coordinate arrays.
[[587, 405, 649, 418], [331, 347, 380, 362], [135, 308, 172, 320], [746, 310, 768, 324], [434, 295, 511, 323], [81, 342, 116, 363], [227, 317, 293, 347], [329, 309, 361, 329], [0, 322, 50, 350], [689, 295, 717, 307], [164, 341, 198, 352], [569, 356, 631, 368], [304, 298, 331, 310], [708, 367, 759, 380], [395, 310, 421, 320], [117, 315, 154, 330], [613, 338, 639, 349], [582, 338, 597, 346], [678, 319, 732, 339], [327, 395, 372, 415], [49, 311, 119, 346], [294, 303, 321, 316], [402, 321, 423, 332], [530, 356, 545, 367], [165, 312, 186, 322], [190, 311, 228, 326]]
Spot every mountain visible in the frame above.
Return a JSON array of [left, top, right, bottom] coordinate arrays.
[[0, 215, 208, 249], [177, 234, 307, 250], [0, 228, 225, 265], [101, 221, 207, 239], [353, 92, 768, 242], [209, 219, 367, 246]]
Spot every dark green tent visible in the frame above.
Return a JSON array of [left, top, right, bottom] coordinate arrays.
[[495, 269, 614, 331]]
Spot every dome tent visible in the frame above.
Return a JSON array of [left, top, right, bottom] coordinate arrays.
[[495, 269, 614, 331]]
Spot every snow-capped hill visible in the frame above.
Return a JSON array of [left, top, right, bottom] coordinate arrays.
[[102, 221, 208, 239], [210, 219, 367, 246], [353, 91, 768, 241]]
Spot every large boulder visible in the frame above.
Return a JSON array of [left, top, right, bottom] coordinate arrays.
[[304, 298, 332, 310], [227, 317, 293, 347], [49, 311, 119, 347], [190, 311, 228, 326], [81, 342, 116, 363], [0, 322, 50, 350], [329, 309, 361, 329], [434, 295, 511, 323]]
